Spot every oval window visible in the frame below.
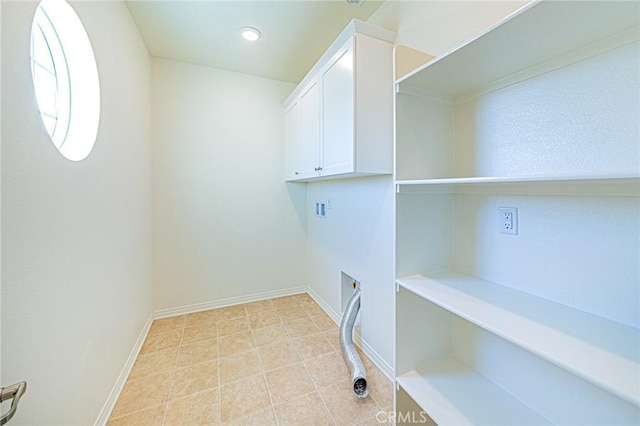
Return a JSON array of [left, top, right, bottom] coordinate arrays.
[[30, 0, 100, 161]]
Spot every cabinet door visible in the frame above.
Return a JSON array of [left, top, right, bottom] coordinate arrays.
[[297, 81, 321, 179], [321, 42, 354, 176], [284, 101, 300, 180]]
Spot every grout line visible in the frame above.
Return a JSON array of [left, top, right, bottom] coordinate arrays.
[[298, 297, 338, 425], [216, 317, 222, 425], [301, 354, 338, 426], [161, 317, 184, 425], [108, 403, 167, 423]]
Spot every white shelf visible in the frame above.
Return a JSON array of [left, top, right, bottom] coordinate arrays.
[[396, 273, 640, 407], [396, 173, 640, 187], [397, 1, 639, 97], [397, 357, 551, 425]]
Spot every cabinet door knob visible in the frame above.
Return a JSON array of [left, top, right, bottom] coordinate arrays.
[[295, 172, 299, 175]]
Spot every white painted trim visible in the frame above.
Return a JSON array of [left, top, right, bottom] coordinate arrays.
[[94, 313, 153, 426], [307, 287, 394, 381], [307, 286, 342, 324], [397, 85, 453, 105], [354, 330, 394, 381], [153, 286, 307, 319]]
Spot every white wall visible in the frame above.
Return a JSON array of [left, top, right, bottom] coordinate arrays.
[[1, 1, 152, 424], [151, 58, 307, 312], [451, 42, 640, 327], [306, 177, 395, 369]]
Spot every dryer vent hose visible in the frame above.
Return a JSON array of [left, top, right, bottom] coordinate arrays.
[[340, 287, 368, 398]]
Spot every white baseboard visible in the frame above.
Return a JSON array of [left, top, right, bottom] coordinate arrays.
[[307, 287, 341, 323], [353, 331, 393, 380], [94, 313, 153, 426], [307, 287, 394, 381], [153, 286, 308, 319]]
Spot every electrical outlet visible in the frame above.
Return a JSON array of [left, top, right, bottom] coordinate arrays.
[[499, 207, 518, 235], [315, 201, 327, 218]]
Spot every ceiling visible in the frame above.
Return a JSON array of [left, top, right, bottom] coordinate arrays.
[[125, 0, 386, 84]]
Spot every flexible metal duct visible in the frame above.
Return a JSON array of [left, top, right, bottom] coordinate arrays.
[[340, 287, 369, 398]]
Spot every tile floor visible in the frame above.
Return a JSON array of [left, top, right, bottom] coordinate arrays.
[[107, 293, 394, 425]]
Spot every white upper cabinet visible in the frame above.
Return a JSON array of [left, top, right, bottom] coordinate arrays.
[[321, 43, 354, 176], [285, 81, 321, 180], [283, 20, 395, 182]]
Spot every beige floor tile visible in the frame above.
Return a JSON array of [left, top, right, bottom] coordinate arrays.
[[264, 362, 316, 405], [244, 299, 276, 314], [109, 297, 388, 426], [276, 293, 312, 306], [182, 323, 217, 344], [176, 339, 217, 368], [216, 305, 248, 320], [185, 309, 219, 327], [304, 352, 351, 390], [271, 295, 302, 309], [219, 316, 250, 336], [228, 407, 278, 426], [324, 330, 342, 352], [107, 404, 165, 426], [149, 316, 185, 334], [129, 347, 178, 380], [110, 372, 172, 418], [219, 331, 255, 357], [273, 392, 334, 426], [310, 313, 338, 331], [249, 310, 281, 329], [292, 293, 315, 305], [258, 341, 300, 371], [170, 360, 218, 400], [353, 414, 393, 425], [164, 388, 219, 426], [220, 375, 271, 422], [318, 382, 381, 425], [302, 303, 327, 317], [283, 317, 322, 339], [140, 329, 182, 354], [367, 367, 394, 411], [277, 306, 309, 322], [219, 350, 262, 384], [251, 324, 290, 347], [293, 333, 336, 360]]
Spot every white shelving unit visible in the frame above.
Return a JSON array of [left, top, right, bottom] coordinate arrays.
[[397, 358, 552, 426], [397, 273, 640, 406], [394, 1, 640, 424]]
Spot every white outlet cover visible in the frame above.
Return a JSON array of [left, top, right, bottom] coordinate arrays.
[[499, 207, 518, 235]]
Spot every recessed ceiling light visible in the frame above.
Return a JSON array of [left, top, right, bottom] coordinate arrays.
[[240, 26, 261, 42]]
